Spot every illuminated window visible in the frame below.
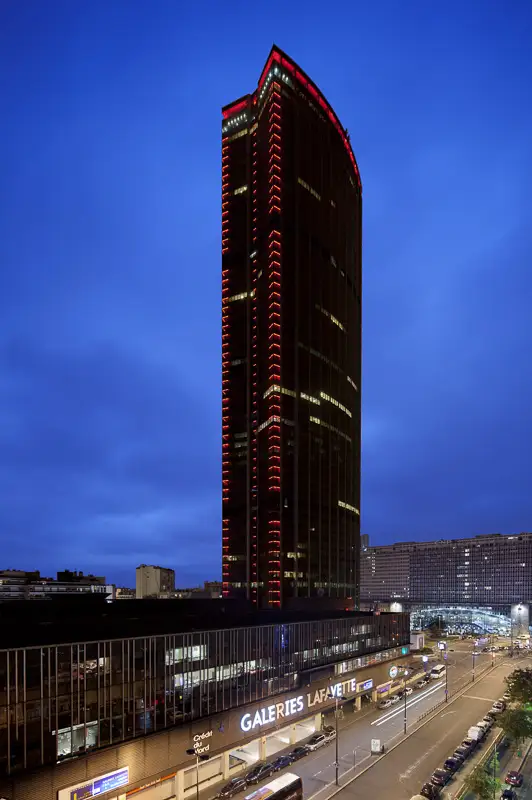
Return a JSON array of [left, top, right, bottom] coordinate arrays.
[[263, 384, 297, 399], [234, 185, 248, 196], [316, 305, 345, 332], [231, 358, 246, 366], [298, 177, 321, 201], [300, 391, 320, 406], [319, 391, 352, 418], [226, 128, 248, 143], [347, 375, 358, 391], [257, 415, 281, 433], [225, 290, 254, 303], [338, 500, 360, 516]]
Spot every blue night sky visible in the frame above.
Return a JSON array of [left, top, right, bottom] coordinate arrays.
[[1, 1, 531, 588]]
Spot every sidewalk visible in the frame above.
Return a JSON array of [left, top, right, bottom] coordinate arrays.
[[447, 734, 532, 800]]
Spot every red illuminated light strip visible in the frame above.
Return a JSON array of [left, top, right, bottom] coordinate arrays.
[[221, 137, 231, 595], [222, 98, 248, 120], [267, 84, 282, 607], [250, 121, 259, 604], [256, 49, 361, 188]]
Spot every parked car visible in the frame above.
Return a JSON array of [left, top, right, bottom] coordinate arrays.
[[491, 701, 506, 714], [505, 772, 523, 787], [415, 679, 427, 689], [450, 750, 466, 765], [502, 692, 511, 701], [453, 746, 470, 762], [443, 757, 461, 774], [431, 768, 452, 787], [271, 754, 294, 772], [216, 777, 248, 798], [500, 790, 517, 800], [379, 699, 392, 709], [390, 693, 401, 705], [306, 733, 329, 752], [289, 746, 310, 761], [405, 687, 413, 695], [245, 763, 275, 785], [323, 727, 336, 742], [460, 738, 477, 753], [420, 783, 441, 799], [482, 716, 494, 728]]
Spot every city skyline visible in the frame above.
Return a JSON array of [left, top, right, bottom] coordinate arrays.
[[1, 1, 532, 587]]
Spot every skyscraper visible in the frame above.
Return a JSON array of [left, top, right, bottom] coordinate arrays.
[[222, 46, 362, 609]]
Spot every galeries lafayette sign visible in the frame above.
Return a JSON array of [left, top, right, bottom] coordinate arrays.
[[240, 677, 357, 732]]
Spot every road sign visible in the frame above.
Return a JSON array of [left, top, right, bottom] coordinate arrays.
[[371, 738, 381, 754]]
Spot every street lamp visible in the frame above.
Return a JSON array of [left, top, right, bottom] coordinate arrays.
[[186, 748, 210, 800], [472, 649, 477, 683], [402, 670, 409, 734], [327, 691, 346, 786]]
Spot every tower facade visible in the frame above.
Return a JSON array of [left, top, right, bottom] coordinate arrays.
[[222, 46, 362, 608]]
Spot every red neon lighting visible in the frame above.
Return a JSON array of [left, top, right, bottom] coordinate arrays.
[[222, 99, 248, 119]]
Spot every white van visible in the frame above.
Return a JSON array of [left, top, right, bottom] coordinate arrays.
[[430, 664, 446, 679]]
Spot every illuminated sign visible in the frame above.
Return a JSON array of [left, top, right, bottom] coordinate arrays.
[[438, 642, 446, 650], [389, 666, 398, 679], [401, 646, 408, 655], [241, 697, 304, 732], [240, 677, 358, 732], [61, 768, 129, 800], [359, 679, 373, 692], [192, 730, 213, 755]]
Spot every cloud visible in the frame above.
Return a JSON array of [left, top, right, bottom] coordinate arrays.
[[0, 339, 221, 585]]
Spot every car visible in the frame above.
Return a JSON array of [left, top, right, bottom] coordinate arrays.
[[306, 733, 328, 751], [460, 738, 477, 753], [491, 701, 506, 713], [482, 715, 494, 727], [245, 763, 275, 785], [500, 790, 517, 800], [289, 746, 309, 761], [323, 727, 336, 742], [378, 699, 392, 709], [420, 783, 441, 799], [450, 750, 466, 765], [415, 680, 426, 689], [216, 777, 248, 798], [443, 757, 461, 773], [405, 687, 413, 695], [390, 693, 401, 705], [502, 692, 511, 701], [453, 747, 469, 762], [476, 720, 491, 733], [505, 772, 523, 787], [271, 754, 294, 772], [431, 768, 452, 786]]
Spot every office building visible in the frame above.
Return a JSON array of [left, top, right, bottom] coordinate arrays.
[[360, 533, 532, 605], [135, 564, 175, 598], [0, 570, 114, 601], [222, 45, 362, 609], [0, 599, 409, 800]]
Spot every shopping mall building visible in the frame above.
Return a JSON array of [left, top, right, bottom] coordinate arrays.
[[0, 599, 410, 800]]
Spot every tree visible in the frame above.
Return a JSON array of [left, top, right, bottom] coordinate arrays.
[[464, 763, 500, 800], [499, 708, 532, 749], [505, 668, 532, 705]]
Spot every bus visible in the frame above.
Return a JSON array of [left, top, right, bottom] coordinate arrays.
[[430, 664, 446, 680], [244, 773, 303, 800]]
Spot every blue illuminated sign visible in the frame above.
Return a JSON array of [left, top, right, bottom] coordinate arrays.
[[359, 679, 373, 691], [68, 768, 129, 800], [401, 646, 408, 655], [93, 768, 129, 795]]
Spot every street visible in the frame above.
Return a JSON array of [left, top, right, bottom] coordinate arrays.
[[206, 642, 519, 800]]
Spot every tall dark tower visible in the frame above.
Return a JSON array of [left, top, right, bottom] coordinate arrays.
[[222, 46, 362, 609]]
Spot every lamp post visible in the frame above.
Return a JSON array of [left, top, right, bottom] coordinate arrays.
[[186, 748, 210, 800], [472, 650, 477, 683], [403, 670, 409, 734], [327, 691, 346, 786]]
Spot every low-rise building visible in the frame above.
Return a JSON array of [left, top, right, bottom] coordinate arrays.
[[135, 564, 175, 598]]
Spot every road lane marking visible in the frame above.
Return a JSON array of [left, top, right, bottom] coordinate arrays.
[[440, 710, 457, 717], [399, 736, 448, 780], [372, 683, 444, 727], [371, 681, 444, 726], [462, 694, 495, 701]]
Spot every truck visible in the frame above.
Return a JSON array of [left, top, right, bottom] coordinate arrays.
[[467, 725, 485, 741]]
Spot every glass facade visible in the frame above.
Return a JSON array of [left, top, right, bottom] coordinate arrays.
[[222, 46, 362, 608], [0, 612, 408, 775], [361, 533, 532, 605]]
